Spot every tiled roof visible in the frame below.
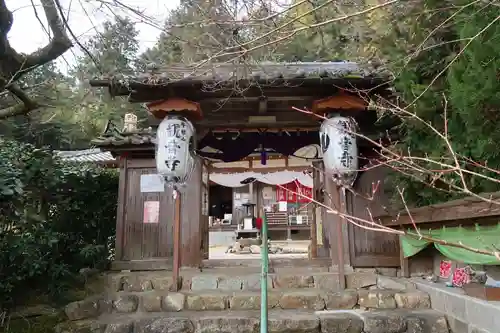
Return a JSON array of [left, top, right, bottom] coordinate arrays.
[[89, 61, 388, 90], [134, 61, 373, 81], [56, 149, 115, 163]]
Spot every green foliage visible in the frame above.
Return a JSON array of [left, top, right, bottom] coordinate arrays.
[[1, 314, 63, 333], [381, 1, 500, 206], [0, 139, 118, 311]]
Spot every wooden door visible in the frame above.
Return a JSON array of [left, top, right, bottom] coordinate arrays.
[[122, 162, 174, 261], [347, 167, 400, 267], [118, 158, 203, 267]]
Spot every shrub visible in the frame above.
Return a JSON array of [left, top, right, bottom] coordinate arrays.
[[0, 139, 118, 310]]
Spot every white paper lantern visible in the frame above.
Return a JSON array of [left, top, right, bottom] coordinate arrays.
[[156, 116, 196, 186], [319, 115, 358, 185]]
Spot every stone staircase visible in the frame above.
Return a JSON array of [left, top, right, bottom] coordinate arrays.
[[58, 266, 450, 333]]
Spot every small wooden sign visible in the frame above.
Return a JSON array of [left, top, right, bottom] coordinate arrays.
[[143, 201, 160, 224], [140, 174, 165, 193]]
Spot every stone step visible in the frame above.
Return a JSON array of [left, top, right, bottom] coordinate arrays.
[[107, 271, 344, 292], [65, 288, 431, 320], [105, 269, 415, 293], [56, 309, 449, 333]]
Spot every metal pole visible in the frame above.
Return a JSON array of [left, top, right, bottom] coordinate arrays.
[[335, 185, 346, 289], [260, 213, 269, 333], [172, 189, 181, 291]]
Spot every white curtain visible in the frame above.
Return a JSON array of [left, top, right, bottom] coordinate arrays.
[[209, 170, 313, 188]]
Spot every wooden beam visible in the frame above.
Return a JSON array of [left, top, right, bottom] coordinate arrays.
[[206, 127, 319, 133], [209, 166, 310, 173], [379, 192, 500, 227], [197, 120, 319, 128], [202, 96, 315, 103]]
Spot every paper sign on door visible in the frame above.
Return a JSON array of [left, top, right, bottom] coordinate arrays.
[[143, 201, 160, 224]]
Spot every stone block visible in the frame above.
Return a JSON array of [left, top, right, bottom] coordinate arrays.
[[358, 290, 396, 309], [151, 276, 177, 291], [64, 297, 104, 321], [141, 293, 162, 312], [345, 273, 377, 289], [121, 275, 153, 292], [403, 310, 448, 333], [314, 273, 341, 291], [361, 311, 406, 333], [55, 320, 107, 333], [105, 322, 134, 333], [135, 317, 194, 333], [190, 275, 219, 291], [276, 266, 329, 274], [182, 276, 193, 290], [229, 291, 281, 310], [377, 276, 410, 291], [217, 277, 243, 290], [113, 295, 139, 313], [323, 290, 358, 310], [185, 293, 228, 311], [242, 274, 273, 290], [394, 291, 430, 309], [193, 314, 259, 333], [273, 275, 314, 288], [319, 312, 364, 333], [163, 292, 186, 311], [278, 290, 325, 310], [376, 268, 398, 277], [108, 274, 125, 292], [268, 311, 319, 333], [353, 268, 376, 273]]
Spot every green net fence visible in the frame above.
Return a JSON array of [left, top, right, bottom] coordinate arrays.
[[400, 224, 500, 265]]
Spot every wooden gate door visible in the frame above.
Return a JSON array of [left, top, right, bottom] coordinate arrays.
[[122, 161, 174, 261], [346, 168, 400, 267]]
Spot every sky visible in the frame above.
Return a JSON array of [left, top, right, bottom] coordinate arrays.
[[7, 0, 181, 70]]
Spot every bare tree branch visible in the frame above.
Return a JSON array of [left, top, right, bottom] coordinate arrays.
[[0, 0, 72, 120]]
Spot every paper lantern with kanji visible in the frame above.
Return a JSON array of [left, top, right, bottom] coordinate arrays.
[[320, 115, 358, 185], [155, 116, 196, 186]]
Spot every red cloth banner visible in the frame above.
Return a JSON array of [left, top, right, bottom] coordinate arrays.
[[276, 182, 312, 203]]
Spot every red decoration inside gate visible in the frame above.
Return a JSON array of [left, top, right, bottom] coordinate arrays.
[[276, 181, 312, 203]]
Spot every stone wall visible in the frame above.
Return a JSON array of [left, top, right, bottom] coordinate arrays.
[[415, 279, 499, 333], [65, 271, 430, 319]]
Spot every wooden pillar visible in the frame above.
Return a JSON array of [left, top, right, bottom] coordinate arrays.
[[400, 241, 410, 278], [334, 185, 346, 290], [179, 157, 204, 267], [310, 162, 320, 258], [323, 174, 350, 288], [114, 156, 128, 261]]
